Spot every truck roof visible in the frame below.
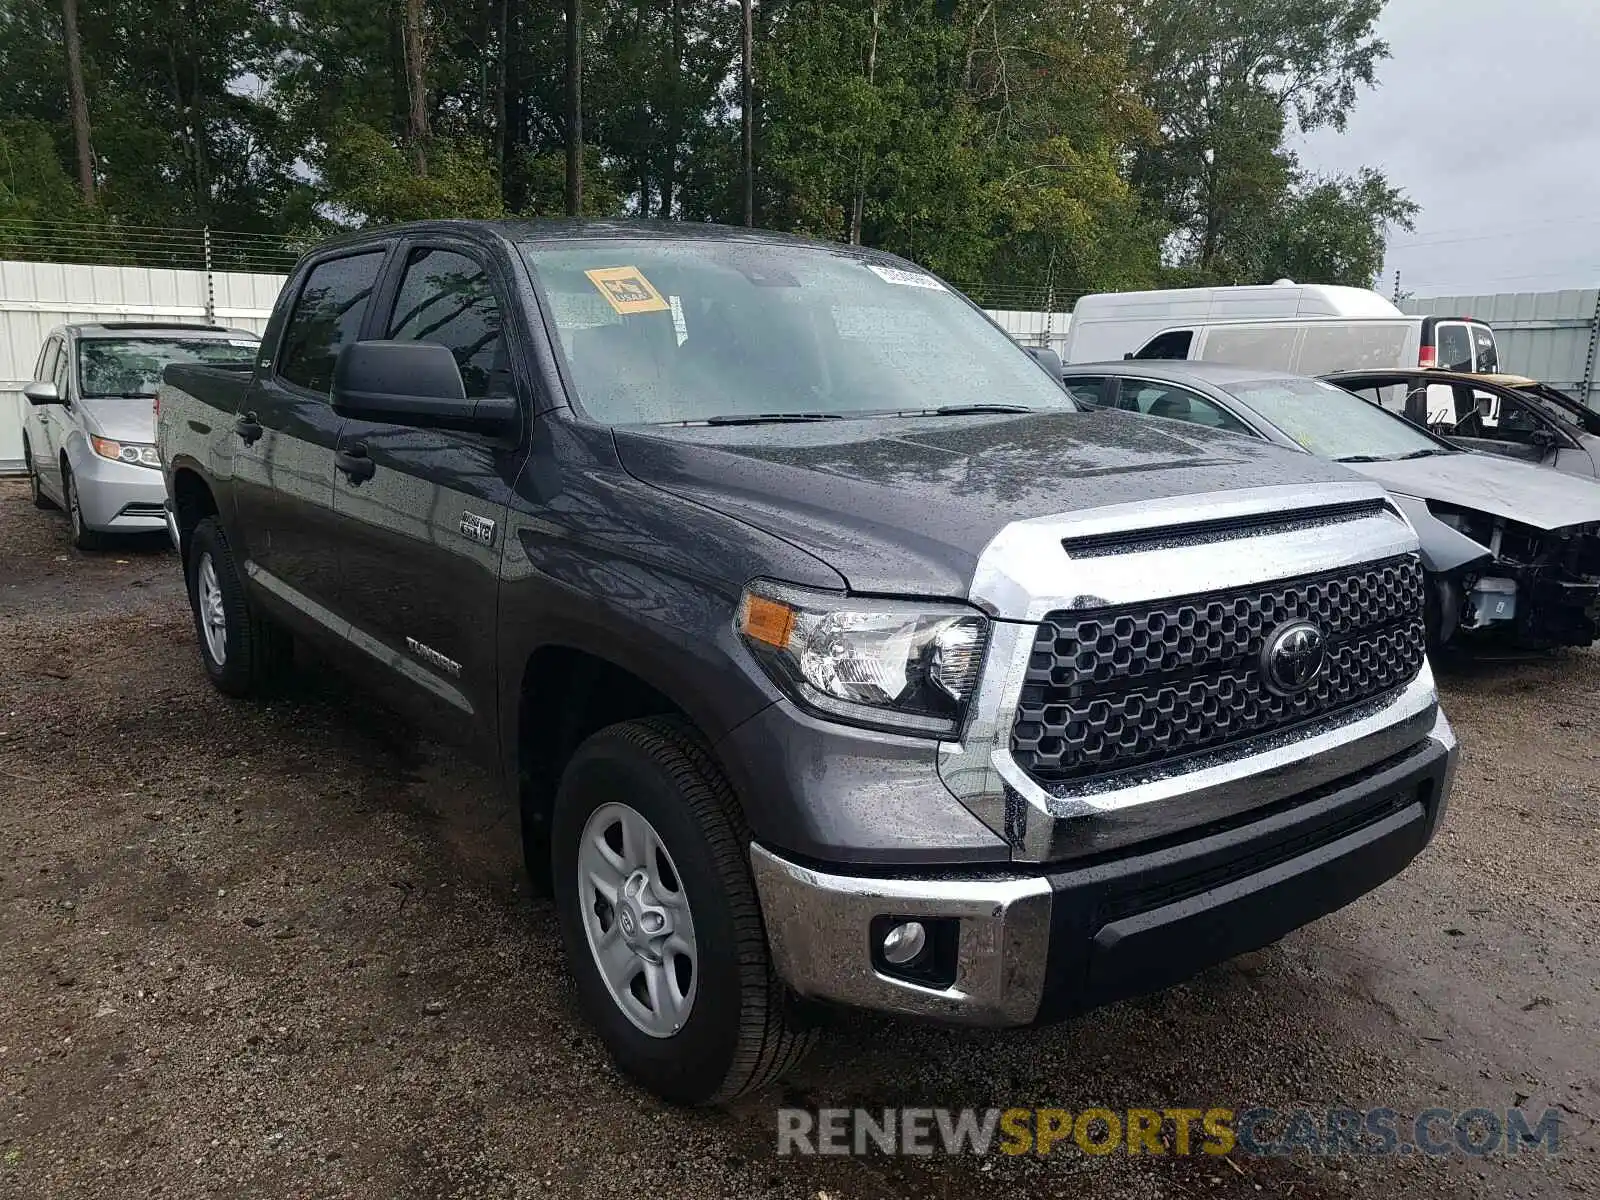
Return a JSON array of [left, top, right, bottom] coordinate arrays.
[[297, 218, 915, 261]]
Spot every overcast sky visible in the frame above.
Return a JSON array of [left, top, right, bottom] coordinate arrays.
[[1297, 0, 1600, 299]]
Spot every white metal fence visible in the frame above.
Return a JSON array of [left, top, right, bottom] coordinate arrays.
[[1, 260, 285, 472]]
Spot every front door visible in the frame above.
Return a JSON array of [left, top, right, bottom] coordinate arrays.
[[230, 249, 389, 638], [1436, 383, 1567, 467], [29, 337, 66, 500], [329, 242, 529, 749]]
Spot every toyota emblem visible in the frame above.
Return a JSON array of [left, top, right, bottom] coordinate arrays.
[[1262, 620, 1327, 696]]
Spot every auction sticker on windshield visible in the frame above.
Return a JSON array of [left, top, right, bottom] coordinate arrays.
[[585, 266, 671, 315], [867, 263, 946, 291]]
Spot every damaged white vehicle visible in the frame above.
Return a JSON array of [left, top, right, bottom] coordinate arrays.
[[1058, 361, 1600, 650]]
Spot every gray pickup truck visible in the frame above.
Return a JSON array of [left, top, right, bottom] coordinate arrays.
[[157, 220, 1457, 1105]]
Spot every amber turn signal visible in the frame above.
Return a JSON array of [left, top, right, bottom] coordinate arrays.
[[738, 593, 796, 649]]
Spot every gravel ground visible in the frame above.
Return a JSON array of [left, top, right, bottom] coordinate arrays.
[[1, 476, 1596, 1200]]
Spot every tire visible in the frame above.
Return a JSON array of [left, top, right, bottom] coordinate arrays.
[[186, 516, 292, 697], [63, 462, 108, 550], [550, 717, 814, 1105], [24, 437, 55, 511]]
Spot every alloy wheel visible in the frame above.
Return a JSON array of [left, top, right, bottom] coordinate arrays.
[[197, 552, 228, 666], [576, 801, 698, 1038]]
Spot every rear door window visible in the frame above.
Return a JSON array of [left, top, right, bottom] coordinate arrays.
[[277, 251, 387, 395], [1435, 322, 1473, 372], [1471, 324, 1499, 372]]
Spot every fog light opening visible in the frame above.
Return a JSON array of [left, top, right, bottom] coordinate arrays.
[[880, 920, 927, 966], [870, 915, 960, 988]]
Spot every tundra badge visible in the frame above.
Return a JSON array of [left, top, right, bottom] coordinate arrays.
[[406, 636, 462, 678], [460, 511, 497, 547]]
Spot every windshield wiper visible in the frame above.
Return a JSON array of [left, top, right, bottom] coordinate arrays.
[[1394, 448, 1450, 459], [889, 403, 1038, 417], [1333, 454, 1393, 463], [695, 412, 846, 426]]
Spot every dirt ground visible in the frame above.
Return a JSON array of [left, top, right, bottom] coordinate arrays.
[[1, 476, 1596, 1200]]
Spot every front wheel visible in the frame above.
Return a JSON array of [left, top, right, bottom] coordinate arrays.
[[63, 463, 107, 550], [186, 516, 291, 696], [550, 717, 814, 1105]]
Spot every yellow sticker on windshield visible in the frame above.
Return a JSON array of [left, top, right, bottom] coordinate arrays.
[[585, 266, 670, 315]]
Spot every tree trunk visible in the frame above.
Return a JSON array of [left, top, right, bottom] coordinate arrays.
[[61, 0, 94, 205], [565, 0, 582, 215], [659, 0, 683, 219], [493, 0, 507, 177], [741, 0, 753, 226], [184, 0, 211, 221], [403, 0, 430, 175], [849, 0, 881, 246]]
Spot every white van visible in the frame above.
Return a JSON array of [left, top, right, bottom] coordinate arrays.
[[1062, 282, 1499, 377]]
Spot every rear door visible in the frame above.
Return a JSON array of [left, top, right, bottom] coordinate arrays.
[[230, 247, 389, 636], [329, 239, 530, 748]]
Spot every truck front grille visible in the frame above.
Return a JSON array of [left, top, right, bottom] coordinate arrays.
[[1010, 555, 1427, 784]]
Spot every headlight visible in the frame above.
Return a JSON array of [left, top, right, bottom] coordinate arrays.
[[90, 435, 160, 469], [736, 582, 988, 737]]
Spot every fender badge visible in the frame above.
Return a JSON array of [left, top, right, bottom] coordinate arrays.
[[460, 511, 496, 547]]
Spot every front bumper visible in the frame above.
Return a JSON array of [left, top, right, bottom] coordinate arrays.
[[71, 448, 167, 532], [751, 711, 1456, 1025]]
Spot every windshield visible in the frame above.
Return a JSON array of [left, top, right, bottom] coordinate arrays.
[[519, 239, 1073, 424], [78, 337, 258, 398], [1226, 377, 1451, 461]]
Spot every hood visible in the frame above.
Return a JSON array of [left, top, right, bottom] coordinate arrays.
[[78, 397, 157, 444], [614, 410, 1366, 596], [1351, 451, 1600, 531]]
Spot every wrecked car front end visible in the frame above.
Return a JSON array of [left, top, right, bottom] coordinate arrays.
[[1388, 494, 1600, 648]]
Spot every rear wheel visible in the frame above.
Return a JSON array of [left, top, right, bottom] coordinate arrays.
[[550, 717, 814, 1105], [24, 436, 55, 510], [186, 516, 291, 696], [63, 462, 107, 550]]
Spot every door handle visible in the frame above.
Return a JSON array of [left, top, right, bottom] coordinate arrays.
[[235, 412, 263, 445], [336, 443, 376, 484]]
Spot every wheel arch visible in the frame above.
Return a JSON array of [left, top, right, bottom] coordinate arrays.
[[508, 635, 768, 889], [168, 461, 221, 568]]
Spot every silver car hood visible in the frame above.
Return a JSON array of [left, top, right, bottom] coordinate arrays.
[[1352, 451, 1600, 531], [78, 397, 157, 444]]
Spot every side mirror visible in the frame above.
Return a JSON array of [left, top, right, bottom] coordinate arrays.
[[23, 381, 61, 406], [1024, 346, 1063, 377], [1530, 426, 1558, 448], [331, 341, 516, 434]]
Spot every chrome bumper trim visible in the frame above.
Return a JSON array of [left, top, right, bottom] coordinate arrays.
[[749, 843, 1052, 1025]]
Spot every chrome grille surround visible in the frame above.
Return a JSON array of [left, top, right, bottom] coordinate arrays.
[[935, 481, 1444, 864]]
